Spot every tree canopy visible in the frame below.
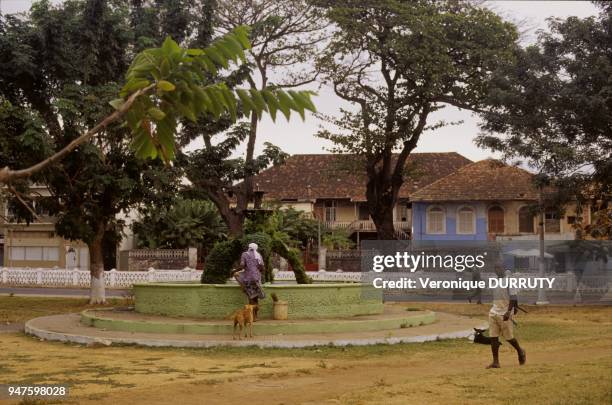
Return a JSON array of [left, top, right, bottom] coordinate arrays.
[[315, 0, 518, 239], [476, 2, 611, 239]]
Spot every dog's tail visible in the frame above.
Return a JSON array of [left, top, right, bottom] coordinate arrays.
[[226, 310, 238, 320]]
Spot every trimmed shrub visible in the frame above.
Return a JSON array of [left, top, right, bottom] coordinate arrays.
[[201, 232, 311, 284]]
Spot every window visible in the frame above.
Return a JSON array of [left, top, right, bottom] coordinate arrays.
[[518, 206, 535, 233], [457, 206, 475, 234], [545, 208, 561, 233], [324, 200, 336, 222], [426, 206, 446, 234], [358, 203, 370, 221], [43, 247, 59, 261], [397, 203, 409, 222], [8, 246, 59, 261], [488, 206, 505, 233], [10, 247, 25, 261], [25, 246, 43, 260]]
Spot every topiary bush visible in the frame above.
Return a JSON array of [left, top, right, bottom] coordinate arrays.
[[271, 237, 311, 284], [200, 238, 244, 284], [201, 232, 311, 284]]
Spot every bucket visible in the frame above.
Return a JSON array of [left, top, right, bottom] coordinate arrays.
[[273, 301, 288, 320]]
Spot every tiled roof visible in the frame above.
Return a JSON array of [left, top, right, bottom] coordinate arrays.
[[410, 159, 539, 202], [253, 152, 472, 202]]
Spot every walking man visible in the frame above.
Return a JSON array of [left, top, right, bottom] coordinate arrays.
[[487, 266, 527, 369]]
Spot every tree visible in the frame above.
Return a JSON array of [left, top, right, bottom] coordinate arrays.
[[0, 0, 316, 303], [476, 2, 611, 239], [315, 0, 518, 239], [0, 5, 317, 183], [183, 122, 290, 236], [133, 199, 227, 260], [244, 206, 319, 249], [183, 0, 327, 237], [0, 0, 149, 303]]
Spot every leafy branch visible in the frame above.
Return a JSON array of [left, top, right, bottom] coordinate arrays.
[[0, 25, 316, 182]]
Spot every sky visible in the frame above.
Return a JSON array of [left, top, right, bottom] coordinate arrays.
[[1, 0, 600, 162]]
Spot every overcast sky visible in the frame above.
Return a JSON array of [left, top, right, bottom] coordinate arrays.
[[1, 0, 600, 162]]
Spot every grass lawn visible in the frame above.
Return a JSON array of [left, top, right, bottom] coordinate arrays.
[[0, 297, 610, 404]]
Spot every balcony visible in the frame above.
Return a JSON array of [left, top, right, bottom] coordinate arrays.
[[324, 220, 411, 232]]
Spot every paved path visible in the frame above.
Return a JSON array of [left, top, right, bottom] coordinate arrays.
[[25, 311, 487, 348]]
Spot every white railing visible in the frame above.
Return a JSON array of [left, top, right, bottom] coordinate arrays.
[[1, 267, 606, 293], [274, 270, 365, 283], [0, 267, 202, 289], [324, 220, 410, 232]]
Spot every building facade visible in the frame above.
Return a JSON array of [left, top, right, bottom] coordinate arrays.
[[252, 152, 473, 241], [410, 160, 588, 241], [1, 186, 90, 269]]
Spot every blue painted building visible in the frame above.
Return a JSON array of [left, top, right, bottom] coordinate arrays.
[[410, 160, 543, 241]]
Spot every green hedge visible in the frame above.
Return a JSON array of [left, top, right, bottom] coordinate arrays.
[[201, 232, 311, 284]]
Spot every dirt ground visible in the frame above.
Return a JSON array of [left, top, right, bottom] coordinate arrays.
[[0, 298, 610, 405]]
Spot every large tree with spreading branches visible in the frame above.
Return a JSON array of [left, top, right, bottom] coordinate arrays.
[[181, 0, 327, 237], [0, 0, 315, 303], [315, 0, 518, 239], [476, 2, 611, 239]]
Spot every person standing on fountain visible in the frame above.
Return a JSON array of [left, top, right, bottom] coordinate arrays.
[[231, 243, 265, 320]]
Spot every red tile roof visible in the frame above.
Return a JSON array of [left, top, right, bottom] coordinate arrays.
[[253, 153, 472, 202], [410, 159, 539, 202]]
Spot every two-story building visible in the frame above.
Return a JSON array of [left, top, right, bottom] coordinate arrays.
[[0, 185, 90, 269], [252, 152, 473, 241], [409, 159, 588, 241]]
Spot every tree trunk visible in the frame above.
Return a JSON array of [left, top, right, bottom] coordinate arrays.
[[371, 207, 396, 240], [89, 224, 106, 304], [365, 160, 400, 240], [226, 209, 244, 238], [240, 112, 259, 211]]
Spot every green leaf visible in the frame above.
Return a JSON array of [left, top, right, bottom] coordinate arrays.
[[109, 98, 125, 110], [205, 47, 228, 69], [157, 80, 176, 91], [186, 49, 204, 56], [236, 89, 257, 116], [147, 107, 166, 121], [275, 90, 296, 120], [289, 90, 317, 113], [161, 36, 181, 56], [262, 90, 281, 121], [249, 88, 268, 116], [232, 25, 252, 49]]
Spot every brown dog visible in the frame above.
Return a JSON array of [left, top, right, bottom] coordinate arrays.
[[231, 304, 256, 340]]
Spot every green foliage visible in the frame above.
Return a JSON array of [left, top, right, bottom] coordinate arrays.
[[322, 229, 355, 250], [244, 207, 318, 249], [114, 28, 316, 163], [201, 232, 311, 284], [200, 238, 244, 284], [133, 199, 227, 251], [0, 1, 219, 273], [476, 4, 611, 238], [270, 236, 311, 284], [314, 0, 518, 238]]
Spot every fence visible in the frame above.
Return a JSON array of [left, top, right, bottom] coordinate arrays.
[[0, 267, 608, 293], [0, 267, 202, 289], [118, 248, 197, 271]]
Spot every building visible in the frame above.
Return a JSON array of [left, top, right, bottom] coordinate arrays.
[[0, 185, 89, 269], [409, 159, 588, 241], [252, 153, 473, 241]]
